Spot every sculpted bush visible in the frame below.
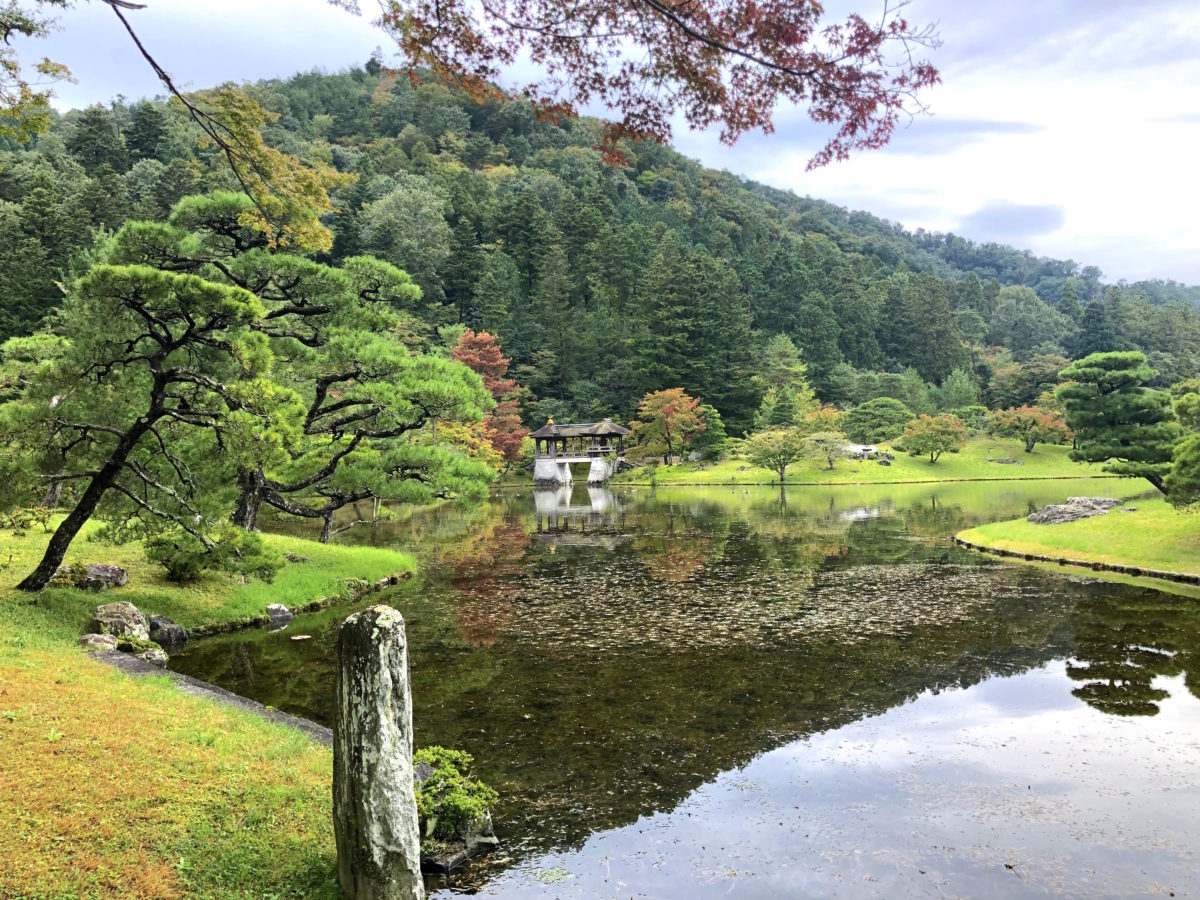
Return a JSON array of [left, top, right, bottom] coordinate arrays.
[[842, 398, 914, 444]]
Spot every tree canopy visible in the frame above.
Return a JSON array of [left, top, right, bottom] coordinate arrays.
[[358, 0, 940, 165], [2, 64, 1199, 438], [895, 413, 967, 463]]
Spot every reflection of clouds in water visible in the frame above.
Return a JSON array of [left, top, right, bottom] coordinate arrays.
[[470, 662, 1200, 898], [839, 506, 883, 522]]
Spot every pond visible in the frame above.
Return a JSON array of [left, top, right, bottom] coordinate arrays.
[[170, 479, 1200, 897]]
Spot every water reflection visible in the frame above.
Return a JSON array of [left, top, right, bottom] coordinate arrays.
[[532, 486, 631, 549], [168, 479, 1200, 895]]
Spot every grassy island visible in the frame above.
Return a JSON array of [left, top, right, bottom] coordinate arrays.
[[957, 496, 1200, 583], [0, 524, 414, 897], [612, 437, 1110, 486]]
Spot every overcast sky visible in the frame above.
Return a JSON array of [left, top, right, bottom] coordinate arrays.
[[23, 0, 1200, 284]]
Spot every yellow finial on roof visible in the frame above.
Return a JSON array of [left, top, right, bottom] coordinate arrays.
[[547, 416, 554, 424]]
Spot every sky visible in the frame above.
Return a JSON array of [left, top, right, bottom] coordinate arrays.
[[21, 0, 1200, 284]]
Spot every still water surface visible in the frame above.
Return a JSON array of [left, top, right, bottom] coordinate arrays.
[[171, 480, 1200, 897]]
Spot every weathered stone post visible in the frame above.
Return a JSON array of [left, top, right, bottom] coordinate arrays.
[[333, 605, 425, 900]]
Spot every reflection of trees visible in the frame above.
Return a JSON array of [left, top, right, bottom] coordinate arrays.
[[453, 518, 532, 647], [630, 507, 723, 582], [411, 562, 1081, 868], [899, 493, 971, 539], [1067, 595, 1200, 716]]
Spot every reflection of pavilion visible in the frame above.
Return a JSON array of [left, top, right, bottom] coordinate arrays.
[[532, 485, 631, 548]]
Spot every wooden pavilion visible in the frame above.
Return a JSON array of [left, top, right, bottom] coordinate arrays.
[[529, 418, 630, 485]]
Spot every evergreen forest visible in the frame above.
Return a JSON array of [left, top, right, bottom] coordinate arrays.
[[3, 61, 1199, 439]]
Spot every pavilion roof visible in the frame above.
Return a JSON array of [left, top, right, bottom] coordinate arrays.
[[529, 418, 631, 439]]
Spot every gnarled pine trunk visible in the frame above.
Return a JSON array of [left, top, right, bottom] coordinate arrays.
[[230, 467, 265, 530]]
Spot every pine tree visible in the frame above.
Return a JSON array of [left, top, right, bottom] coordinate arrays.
[[445, 217, 484, 324], [125, 102, 167, 161], [532, 243, 573, 398], [900, 275, 968, 382], [1058, 351, 1180, 493], [687, 250, 759, 433], [770, 386, 798, 426], [794, 290, 842, 386], [475, 251, 521, 337], [64, 106, 129, 174], [631, 231, 693, 397]]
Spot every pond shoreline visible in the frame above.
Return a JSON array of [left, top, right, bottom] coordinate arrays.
[[186, 569, 413, 638], [95, 647, 333, 744], [607, 473, 1122, 487], [955, 496, 1200, 589], [953, 535, 1200, 586]]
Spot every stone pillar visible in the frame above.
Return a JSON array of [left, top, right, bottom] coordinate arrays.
[[587, 458, 611, 484], [558, 461, 573, 483], [533, 456, 564, 485], [333, 605, 425, 900]]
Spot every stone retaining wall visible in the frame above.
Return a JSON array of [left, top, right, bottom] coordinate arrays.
[[188, 571, 413, 638]]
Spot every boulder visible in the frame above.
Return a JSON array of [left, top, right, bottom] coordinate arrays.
[[1028, 496, 1125, 525], [148, 614, 188, 647], [284, 553, 310, 563], [56, 563, 128, 591], [90, 601, 149, 640], [267, 603, 294, 631], [876, 458, 891, 466], [135, 647, 169, 666], [77, 633, 117, 651], [994, 457, 1018, 464]]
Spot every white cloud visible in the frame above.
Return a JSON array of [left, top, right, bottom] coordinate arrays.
[[21, 0, 1200, 284], [24, 1, 381, 106]]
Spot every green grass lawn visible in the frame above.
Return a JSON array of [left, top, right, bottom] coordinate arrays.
[[957, 496, 1200, 578], [0, 520, 415, 644], [0, 522, 416, 897], [613, 437, 1109, 486]]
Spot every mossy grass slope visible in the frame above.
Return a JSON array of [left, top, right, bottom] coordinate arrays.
[[0, 647, 340, 897], [613, 438, 1109, 486], [958, 496, 1200, 579], [0, 522, 415, 897]]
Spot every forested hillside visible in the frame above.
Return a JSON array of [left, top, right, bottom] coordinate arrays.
[[2, 62, 1198, 434]]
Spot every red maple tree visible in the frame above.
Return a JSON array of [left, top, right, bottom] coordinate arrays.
[[453, 330, 529, 464], [365, 0, 941, 166]]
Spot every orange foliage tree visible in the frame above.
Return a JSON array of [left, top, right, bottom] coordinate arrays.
[[452, 329, 528, 465], [990, 406, 1071, 453], [629, 388, 706, 464]]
